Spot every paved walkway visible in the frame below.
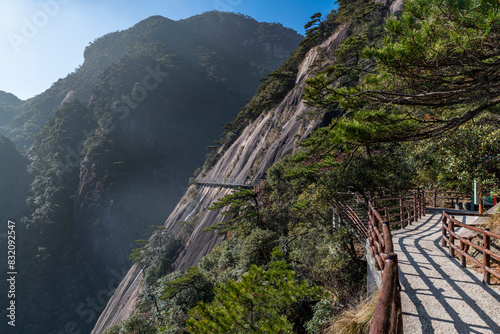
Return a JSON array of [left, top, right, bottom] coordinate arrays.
[[392, 208, 500, 333]]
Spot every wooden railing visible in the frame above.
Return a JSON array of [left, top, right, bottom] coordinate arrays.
[[370, 252, 403, 334], [441, 211, 500, 285], [424, 190, 473, 209], [368, 191, 425, 334], [372, 192, 426, 230]]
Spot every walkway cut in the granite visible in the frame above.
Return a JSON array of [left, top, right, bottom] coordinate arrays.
[[391, 208, 500, 334]]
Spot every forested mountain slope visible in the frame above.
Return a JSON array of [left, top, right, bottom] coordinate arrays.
[[0, 91, 23, 127], [2, 12, 302, 334], [2, 12, 301, 151]]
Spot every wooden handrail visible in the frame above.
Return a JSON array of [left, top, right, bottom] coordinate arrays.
[[424, 190, 473, 208], [371, 191, 426, 230], [441, 211, 499, 285], [369, 190, 426, 334], [370, 253, 403, 334]]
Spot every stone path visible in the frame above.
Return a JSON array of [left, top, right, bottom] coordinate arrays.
[[391, 208, 500, 334]]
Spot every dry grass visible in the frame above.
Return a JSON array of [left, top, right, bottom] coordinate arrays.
[[322, 292, 378, 334]]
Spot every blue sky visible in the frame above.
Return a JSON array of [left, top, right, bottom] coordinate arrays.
[[0, 0, 335, 100]]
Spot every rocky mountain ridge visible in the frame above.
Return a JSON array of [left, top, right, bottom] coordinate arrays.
[[0, 91, 23, 127], [2, 12, 302, 151]]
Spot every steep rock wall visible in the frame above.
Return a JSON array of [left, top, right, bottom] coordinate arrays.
[[91, 24, 351, 333]]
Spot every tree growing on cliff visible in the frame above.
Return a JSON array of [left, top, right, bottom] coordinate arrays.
[[186, 260, 323, 333], [304, 13, 323, 36], [306, 0, 500, 143]]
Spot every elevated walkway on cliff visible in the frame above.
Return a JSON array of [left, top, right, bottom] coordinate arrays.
[[189, 178, 265, 188], [392, 208, 500, 333]]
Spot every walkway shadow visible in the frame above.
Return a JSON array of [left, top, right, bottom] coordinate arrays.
[[396, 208, 500, 333]]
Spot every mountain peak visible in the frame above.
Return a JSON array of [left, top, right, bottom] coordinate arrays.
[[0, 90, 23, 106]]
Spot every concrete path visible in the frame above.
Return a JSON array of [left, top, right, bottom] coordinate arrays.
[[391, 208, 500, 334]]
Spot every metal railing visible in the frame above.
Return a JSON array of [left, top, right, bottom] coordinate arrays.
[[189, 178, 265, 188], [441, 211, 499, 285], [335, 200, 369, 240]]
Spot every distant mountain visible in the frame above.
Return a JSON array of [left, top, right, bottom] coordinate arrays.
[[3, 12, 302, 151], [0, 134, 28, 220], [6, 12, 302, 334], [0, 91, 23, 127]]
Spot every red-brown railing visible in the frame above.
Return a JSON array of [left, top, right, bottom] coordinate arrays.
[[372, 192, 426, 230], [424, 190, 473, 209], [370, 252, 403, 334], [441, 211, 500, 285], [368, 191, 426, 334], [336, 200, 368, 240]]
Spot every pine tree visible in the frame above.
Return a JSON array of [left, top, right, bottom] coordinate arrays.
[[307, 0, 500, 143], [187, 260, 323, 333]]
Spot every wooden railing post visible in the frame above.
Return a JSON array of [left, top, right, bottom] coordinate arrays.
[[442, 213, 448, 247], [416, 192, 421, 219], [394, 271, 403, 334], [422, 190, 427, 216], [370, 253, 401, 334], [434, 190, 438, 207], [406, 203, 410, 226], [483, 228, 491, 285], [460, 240, 466, 268], [384, 207, 389, 225], [400, 197, 404, 229], [449, 216, 455, 258], [413, 193, 418, 223], [420, 191, 425, 217]]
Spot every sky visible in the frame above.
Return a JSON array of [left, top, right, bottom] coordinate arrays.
[[0, 0, 335, 100]]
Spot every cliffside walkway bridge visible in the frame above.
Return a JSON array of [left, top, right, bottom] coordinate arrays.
[[338, 192, 500, 333], [189, 178, 265, 188]]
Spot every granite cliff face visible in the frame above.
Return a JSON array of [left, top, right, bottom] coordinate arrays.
[[72, 16, 302, 274], [166, 26, 351, 271], [92, 22, 351, 334]]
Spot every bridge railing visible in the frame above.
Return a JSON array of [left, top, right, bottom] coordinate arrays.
[[189, 178, 266, 188], [442, 211, 500, 285], [368, 191, 425, 334]]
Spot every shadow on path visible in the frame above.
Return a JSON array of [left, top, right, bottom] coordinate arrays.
[[394, 208, 500, 333]]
